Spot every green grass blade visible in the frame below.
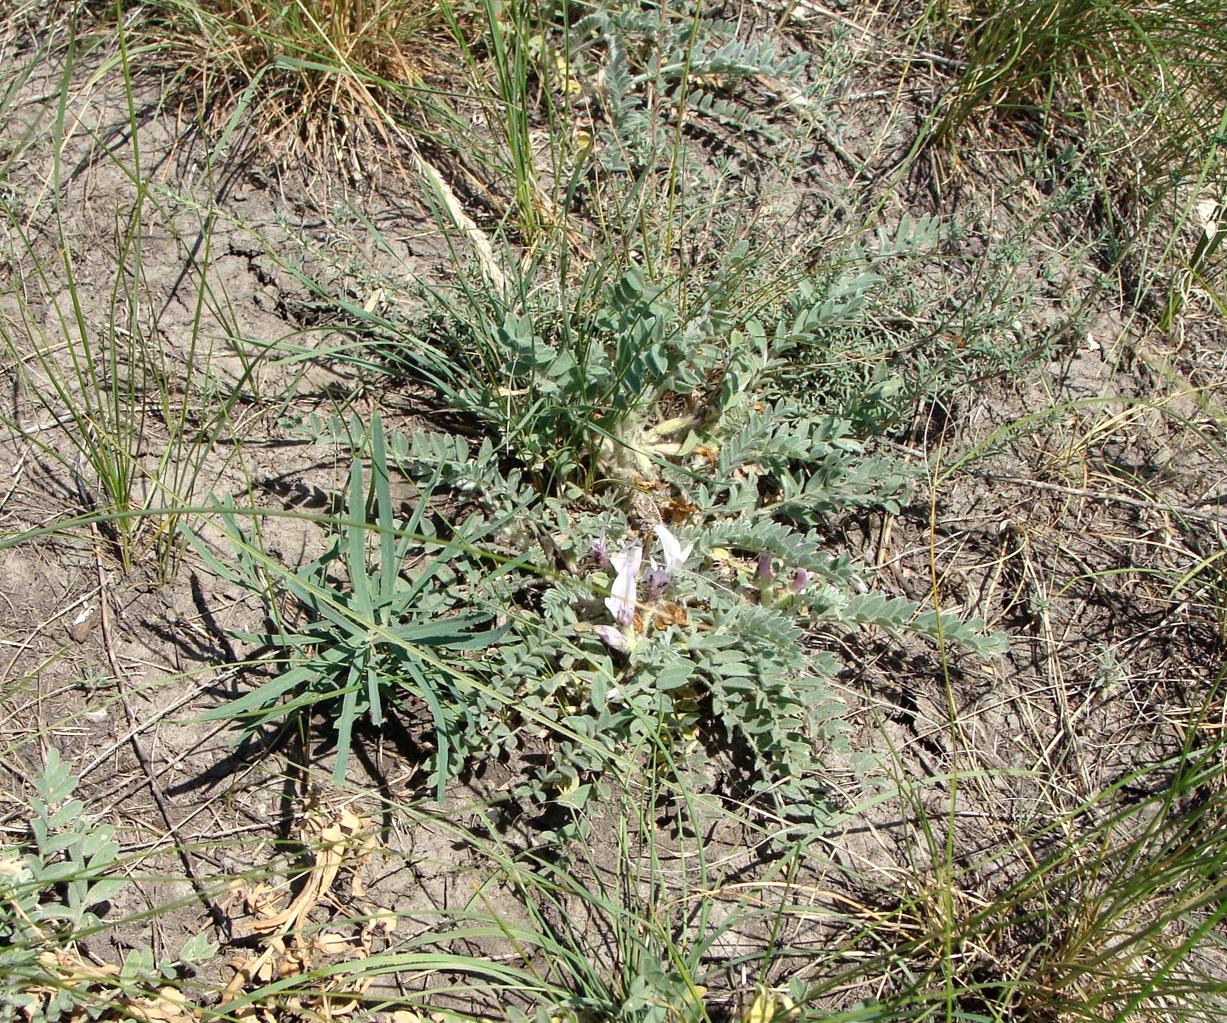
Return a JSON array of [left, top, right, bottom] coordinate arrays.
[[346, 456, 373, 621], [371, 412, 397, 606]]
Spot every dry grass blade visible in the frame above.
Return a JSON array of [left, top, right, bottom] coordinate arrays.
[[415, 152, 508, 296]]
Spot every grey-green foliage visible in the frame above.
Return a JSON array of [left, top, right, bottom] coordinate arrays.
[[420, 255, 764, 490], [3, 748, 122, 941], [496, 510, 1004, 836], [285, 416, 1004, 835], [290, 412, 541, 523], [683, 402, 912, 522], [282, 236, 1010, 826], [0, 750, 214, 1023], [769, 211, 1052, 434], [186, 413, 508, 796], [570, 4, 807, 173]]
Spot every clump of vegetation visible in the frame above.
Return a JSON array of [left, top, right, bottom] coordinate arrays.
[[144, 0, 478, 154], [2, 0, 1226, 1020], [1, 751, 215, 1023], [202, 410, 1002, 836], [187, 414, 508, 793], [931, 0, 1227, 167]]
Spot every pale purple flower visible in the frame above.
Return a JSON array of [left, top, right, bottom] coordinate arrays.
[[653, 524, 693, 572], [594, 625, 629, 650], [594, 531, 697, 649], [642, 563, 670, 600], [756, 552, 774, 583], [605, 545, 642, 626], [589, 533, 612, 571], [610, 544, 643, 578], [791, 567, 812, 593]]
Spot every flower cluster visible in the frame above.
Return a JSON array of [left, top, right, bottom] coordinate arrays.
[[755, 551, 812, 594], [593, 524, 692, 651]]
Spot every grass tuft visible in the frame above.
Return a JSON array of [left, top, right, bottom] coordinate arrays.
[[145, 0, 477, 157], [932, 0, 1227, 185]]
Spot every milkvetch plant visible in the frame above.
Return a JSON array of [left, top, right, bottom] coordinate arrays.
[[283, 416, 1006, 834], [0, 750, 216, 1023], [394, 255, 770, 494], [513, 512, 1007, 831]]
